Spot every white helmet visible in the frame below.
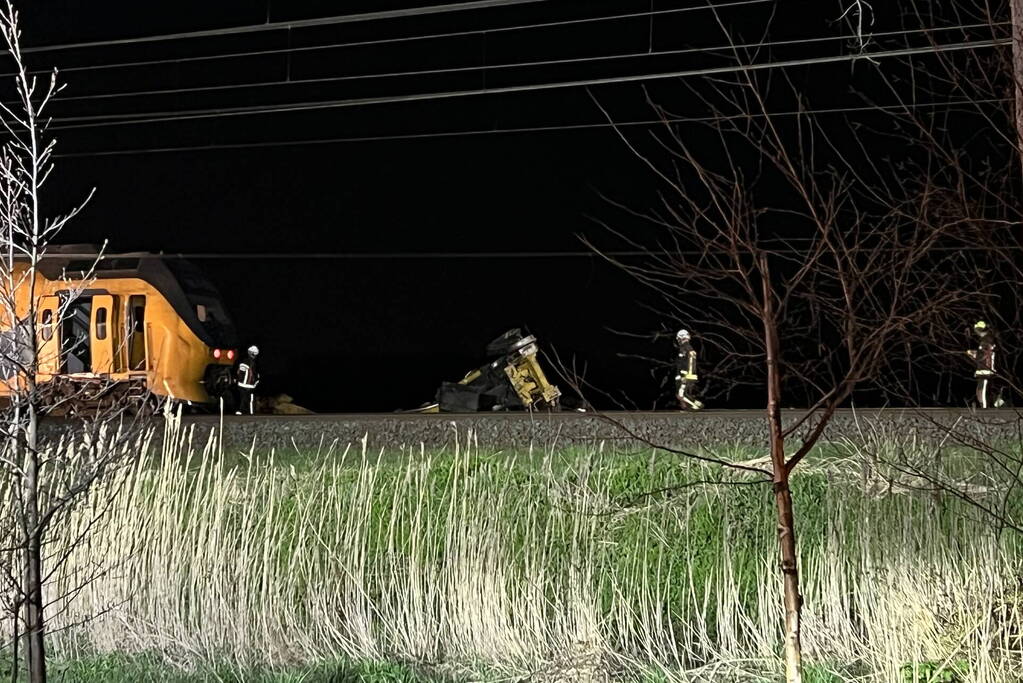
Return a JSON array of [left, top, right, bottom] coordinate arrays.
[[676, 329, 690, 342], [247, 345, 259, 357]]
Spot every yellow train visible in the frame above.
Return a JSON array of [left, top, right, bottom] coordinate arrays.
[[0, 247, 239, 411]]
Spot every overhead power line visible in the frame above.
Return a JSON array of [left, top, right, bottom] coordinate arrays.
[[46, 251, 648, 260], [52, 22, 1001, 105], [49, 39, 1008, 131], [55, 99, 1009, 159], [40, 243, 1023, 260], [22, 0, 553, 54], [16, 0, 778, 78]]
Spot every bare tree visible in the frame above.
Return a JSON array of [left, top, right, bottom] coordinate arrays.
[[812, 0, 1023, 618], [0, 5, 150, 681], [872, 0, 1023, 394], [0, 10, 71, 678], [585, 31, 1014, 683]]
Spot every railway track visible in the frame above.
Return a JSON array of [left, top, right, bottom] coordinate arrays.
[[181, 407, 1019, 422], [165, 407, 1021, 453]]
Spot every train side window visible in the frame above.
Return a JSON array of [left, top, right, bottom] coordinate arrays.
[[132, 302, 145, 331], [40, 309, 52, 341], [96, 307, 108, 340]]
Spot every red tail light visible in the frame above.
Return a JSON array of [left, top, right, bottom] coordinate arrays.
[[227, 349, 235, 360], [213, 348, 222, 359]]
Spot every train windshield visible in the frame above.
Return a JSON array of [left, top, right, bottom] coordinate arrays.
[[162, 259, 239, 348]]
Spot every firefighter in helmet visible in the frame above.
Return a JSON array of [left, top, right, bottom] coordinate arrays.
[[674, 329, 704, 410], [966, 321, 1004, 409], [235, 345, 261, 415]]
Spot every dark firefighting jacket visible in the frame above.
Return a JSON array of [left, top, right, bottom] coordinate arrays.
[[974, 332, 996, 377], [237, 356, 260, 389], [675, 342, 697, 380]]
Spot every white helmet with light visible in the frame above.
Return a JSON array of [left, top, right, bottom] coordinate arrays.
[[676, 329, 690, 342], [247, 345, 260, 357]]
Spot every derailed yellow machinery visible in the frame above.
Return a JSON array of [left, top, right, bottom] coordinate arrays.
[[417, 329, 561, 412]]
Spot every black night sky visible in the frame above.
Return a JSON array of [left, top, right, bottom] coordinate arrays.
[[11, 1, 1011, 411]]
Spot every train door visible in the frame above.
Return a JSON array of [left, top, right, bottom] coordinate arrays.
[[127, 295, 146, 371], [90, 294, 117, 375], [37, 295, 60, 377], [60, 295, 92, 374]]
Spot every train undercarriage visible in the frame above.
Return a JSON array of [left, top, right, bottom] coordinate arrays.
[[35, 375, 163, 417]]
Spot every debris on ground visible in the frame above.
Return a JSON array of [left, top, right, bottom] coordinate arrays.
[[256, 393, 314, 415]]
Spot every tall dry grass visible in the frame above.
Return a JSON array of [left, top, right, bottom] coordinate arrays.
[[25, 413, 1023, 681]]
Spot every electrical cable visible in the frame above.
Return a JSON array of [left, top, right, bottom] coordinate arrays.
[[22, 0, 554, 54], [45, 251, 649, 259], [48, 39, 1008, 130], [40, 244, 1023, 260], [14, 0, 778, 76], [53, 98, 1010, 158], [51, 22, 1003, 105]]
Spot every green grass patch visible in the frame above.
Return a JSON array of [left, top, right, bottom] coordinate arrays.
[[43, 653, 455, 682]]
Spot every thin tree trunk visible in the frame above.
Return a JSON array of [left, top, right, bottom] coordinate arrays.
[[1012, 0, 1023, 175], [760, 254, 802, 683], [10, 595, 19, 683], [22, 404, 45, 683], [773, 475, 802, 682], [9, 403, 22, 683], [24, 527, 44, 683]]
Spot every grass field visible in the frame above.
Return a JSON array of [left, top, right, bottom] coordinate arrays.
[[16, 415, 1023, 681], [40, 653, 453, 682]]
